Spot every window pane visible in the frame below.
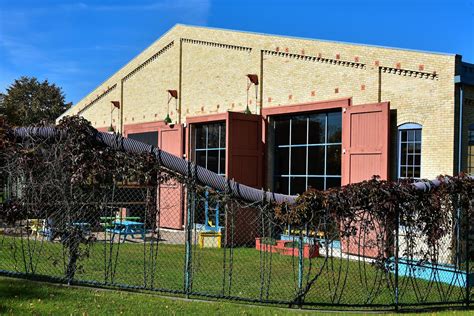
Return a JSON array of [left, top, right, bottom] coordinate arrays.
[[291, 147, 306, 175], [407, 154, 414, 165], [207, 150, 219, 173], [219, 124, 226, 148], [407, 130, 415, 141], [291, 116, 307, 145], [413, 167, 420, 178], [195, 126, 206, 149], [290, 177, 306, 195], [308, 114, 326, 144], [327, 112, 342, 143], [414, 154, 421, 166], [415, 142, 421, 154], [327, 145, 341, 175], [195, 151, 206, 169], [326, 177, 341, 189], [128, 132, 158, 147], [415, 130, 422, 142], [275, 147, 289, 175], [400, 166, 407, 178], [207, 124, 220, 148], [274, 119, 290, 146], [308, 146, 324, 175], [307, 177, 324, 191], [401, 131, 407, 142], [219, 150, 226, 175], [400, 144, 407, 165], [274, 177, 289, 195], [406, 167, 414, 178]]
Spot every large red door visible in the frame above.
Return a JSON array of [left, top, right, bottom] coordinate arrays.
[[226, 111, 263, 188], [341, 102, 390, 185], [158, 125, 184, 229], [340, 102, 390, 258], [226, 111, 263, 245]]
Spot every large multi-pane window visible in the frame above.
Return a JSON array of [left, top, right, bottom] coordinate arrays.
[[193, 122, 226, 176], [398, 123, 422, 178], [468, 124, 474, 175], [272, 111, 342, 195]]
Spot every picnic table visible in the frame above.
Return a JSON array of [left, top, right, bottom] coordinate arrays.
[[100, 216, 141, 229], [105, 219, 145, 242]]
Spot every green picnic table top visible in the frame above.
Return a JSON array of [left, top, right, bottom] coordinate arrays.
[[100, 216, 141, 221], [100, 217, 141, 228]]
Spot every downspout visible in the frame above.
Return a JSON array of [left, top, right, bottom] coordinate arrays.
[[178, 38, 183, 124], [458, 83, 463, 174], [259, 50, 264, 115], [120, 79, 124, 135], [378, 66, 382, 103]]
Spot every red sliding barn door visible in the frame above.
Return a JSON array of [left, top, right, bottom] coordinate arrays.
[[226, 112, 263, 188], [158, 125, 184, 229], [340, 102, 390, 258], [341, 102, 390, 185], [226, 111, 263, 245]]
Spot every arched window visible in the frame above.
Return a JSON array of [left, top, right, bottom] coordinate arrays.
[[398, 123, 422, 179], [468, 124, 474, 175]]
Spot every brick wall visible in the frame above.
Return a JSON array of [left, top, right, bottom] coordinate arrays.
[[59, 25, 459, 179]]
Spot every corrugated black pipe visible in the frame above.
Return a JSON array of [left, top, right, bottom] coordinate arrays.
[[12, 126, 296, 204], [12, 127, 472, 205]]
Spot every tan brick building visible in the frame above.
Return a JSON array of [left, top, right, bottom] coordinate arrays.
[[59, 25, 474, 201]]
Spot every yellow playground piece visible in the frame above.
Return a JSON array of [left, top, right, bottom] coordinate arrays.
[[28, 219, 45, 235], [198, 231, 222, 248]]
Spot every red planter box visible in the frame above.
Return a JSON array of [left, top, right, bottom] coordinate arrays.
[[255, 238, 319, 259]]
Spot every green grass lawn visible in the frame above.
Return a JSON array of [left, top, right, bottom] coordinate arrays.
[[0, 235, 470, 310], [1, 276, 472, 315]]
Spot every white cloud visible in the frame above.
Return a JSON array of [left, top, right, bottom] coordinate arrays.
[[0, 36, 43, 65], [0, 0, 212, 101], [50, 1, 211, 24]]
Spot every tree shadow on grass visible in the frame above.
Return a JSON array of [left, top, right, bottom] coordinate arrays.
[[0, 276, 71, 314]]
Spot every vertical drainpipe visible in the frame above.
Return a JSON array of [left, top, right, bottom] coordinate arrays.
[[458, 83, 464, 174], [120, 79, 124, 135], [378, 66, 382, 103], [178, 39, 183, 124], [259, 50, 264, 115]]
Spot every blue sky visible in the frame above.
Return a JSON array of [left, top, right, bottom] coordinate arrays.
[[1, 0, 473, 105]]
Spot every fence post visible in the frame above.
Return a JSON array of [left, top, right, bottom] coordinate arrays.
[[184, 161, 195, 297], [394, 206, 400, 312], [465, 201, 471, 309], [297, 231, 304, 307]]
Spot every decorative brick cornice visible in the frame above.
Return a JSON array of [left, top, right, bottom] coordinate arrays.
[[181, 38, 252, 52], [263, 50, 366, 69], [78, 84, 117, 115], [381, 66, 438, 80], [123, 41, 175, 82]]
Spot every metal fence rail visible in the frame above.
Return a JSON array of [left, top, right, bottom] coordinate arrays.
[[0, 125, 472, 311]]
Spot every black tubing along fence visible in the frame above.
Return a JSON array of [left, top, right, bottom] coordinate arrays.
[[0, 117, 472, 311]]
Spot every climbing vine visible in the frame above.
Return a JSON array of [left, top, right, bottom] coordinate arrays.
[[275, 175, 473, 265]]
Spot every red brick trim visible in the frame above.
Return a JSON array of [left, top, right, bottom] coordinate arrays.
[[96, 127, 110, 132]]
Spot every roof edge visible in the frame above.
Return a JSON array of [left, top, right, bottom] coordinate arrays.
[[175, 24, 457, 57]]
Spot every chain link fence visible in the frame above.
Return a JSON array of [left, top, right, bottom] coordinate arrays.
[[0, 122, 472, 311]]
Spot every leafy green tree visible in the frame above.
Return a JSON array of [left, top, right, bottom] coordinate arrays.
[[0, 76, 72, 126]]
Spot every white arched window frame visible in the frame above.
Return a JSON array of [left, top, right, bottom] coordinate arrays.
[[398, 123, 422, 179]]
